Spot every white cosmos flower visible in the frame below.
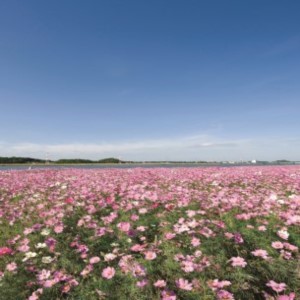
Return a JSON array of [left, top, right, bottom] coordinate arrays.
[[42, 256, 54, 264], [41, 229, 51, 236], [23, 252, 37, 262], [35, 243, 47, 249]]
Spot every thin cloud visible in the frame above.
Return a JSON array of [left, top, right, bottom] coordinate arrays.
[[0, 135, 299, 161]]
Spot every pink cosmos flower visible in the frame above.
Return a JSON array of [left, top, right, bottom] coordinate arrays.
[[217, 289, 235, 300], [43, 279, 57, 288], [277, 293, 295, 300], [161, 289, 177, 300], [117, 222, 131, 232], [136, 279, 148, 288], [165, 232, 176, 240], [131, 214, 139, 221], [280, 250, 292, 260], [144, 251, 157, 260], [28, 289, 43, 300], [18, 244, 30, 252], [139, 208, 148, 214], [229, 257, 247, 268], [233, 232, 244, 244], [176, 278, 193, 291], [224, 232, 234, 239], [101, 267, 115, 279], [80, 264, 93, 277], [207, 279, 231, 291], [154, 280, 166, 288], [6, 262, 17, 272], [258, 225, 267, 231], [37, 269, 51, 281], [137, 226, 147, 232], [251, 249, 269, 260], [191, 237, 201, 247], [89, 256, 100, 264], [186, 210, 196, 218], [54, 225, 64, 234], [266, 280, 286, 293], [24, 228, 34, 235], [271, 241, 284, 249], [283, 243, 298, 252], [130, 244, 145, 252], [181, 260, 195, 273]]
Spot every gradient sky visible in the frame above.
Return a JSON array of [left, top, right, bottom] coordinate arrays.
[[1, 0, 300, 161]]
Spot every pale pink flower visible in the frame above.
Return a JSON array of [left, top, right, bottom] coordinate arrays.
[[136, 279, 148, 287], [229, 256, 247, 268], [24, 228, 34, 235], [161, 289, 177, 300], [258, 225, 267, 231], [104, 253, 117, 261], [271, 241, 284, 249], [137, 226, 146, 232], [154, 280, 167, 288], [181, 260, 194, 273], [283, 243, 298, 252], [280, 250, 292, 260], [176, 278, 193, 291], [6, 262, 17, 272], [224, 232, 234, 239], [144, 251, 157, 260], [251, 249, 269, 259], [101, 267, 115, 279], [165, 232, 176, 240], [89, 256, 100, 264], [54, 225, 64, 234], [43, 279, 56, 288], [131, 244, 145, 252], [217, 289, 234, 300], [80, 264, 93, 276], [18, 244, 30, 252], [186, 210, 196, 218], [131, 214, 139, 221], [191, 237, 201, 247], [138, 208, 148, 214], [266, 280, 286, 293], [207, 279, 231, 291], [117, 222, 131, 232], [37, 269, 51, 281], [277, 230, 289, 240], [28, 289, 43, 300]]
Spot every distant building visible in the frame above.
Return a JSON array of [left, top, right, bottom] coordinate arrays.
[[251, 160, 257, 164]]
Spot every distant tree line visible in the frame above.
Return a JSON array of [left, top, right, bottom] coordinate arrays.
[[0, 157, 122, 164], [0, 157, 46, 164]]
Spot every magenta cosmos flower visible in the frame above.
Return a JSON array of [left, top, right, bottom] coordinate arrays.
[[0, 247, 13, 256]]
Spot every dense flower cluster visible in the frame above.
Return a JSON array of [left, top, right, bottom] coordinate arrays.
[[0, 166, 299, 299]]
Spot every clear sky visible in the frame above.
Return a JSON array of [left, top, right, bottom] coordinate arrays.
[[0, 1, 300, 161]]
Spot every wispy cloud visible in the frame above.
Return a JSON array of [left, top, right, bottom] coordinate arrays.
[[0, 135, 244, 160], [0, 135, 299, 161]]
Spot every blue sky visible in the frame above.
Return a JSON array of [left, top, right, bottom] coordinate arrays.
[[0, 0, 300, 161]]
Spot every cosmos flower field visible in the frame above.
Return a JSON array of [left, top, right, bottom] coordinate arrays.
[[0, 167, 300, 300]]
